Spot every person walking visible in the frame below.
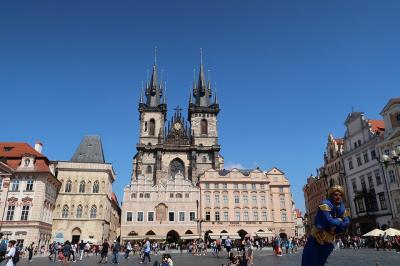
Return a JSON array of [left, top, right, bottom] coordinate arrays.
[[124, 241, 132, 259], [111, 240, 120, 264], [78, 241, 85, 261], [225, 237, 232, 258], [4, 240, 16, 266], [140, 238, 151, 264], [98, 239, 109, 264], [27, 242, 34, 262], [301, 185, 350, 266]]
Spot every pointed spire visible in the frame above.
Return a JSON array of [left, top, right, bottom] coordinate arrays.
[[189, 88, 193, 104], [140, 88, 144, 104], [162, 82, 167, 104], [145, 47, 163, 107]]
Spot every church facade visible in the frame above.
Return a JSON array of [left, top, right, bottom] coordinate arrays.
[[121, 56, 295, 242]]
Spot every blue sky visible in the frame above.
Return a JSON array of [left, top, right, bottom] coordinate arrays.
[[1, 1, 399, 212]]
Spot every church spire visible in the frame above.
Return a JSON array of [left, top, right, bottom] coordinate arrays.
[[193, 48, 212, 107], [145, 47, 163, 107]]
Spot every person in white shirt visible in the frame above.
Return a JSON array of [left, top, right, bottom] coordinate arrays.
[[5, 240, 16, 266]]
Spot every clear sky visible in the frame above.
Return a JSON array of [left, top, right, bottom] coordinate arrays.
[[1, 1, 399, 212]]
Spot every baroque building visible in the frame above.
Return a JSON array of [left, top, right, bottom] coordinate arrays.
[[121, 55, 296, 242], [0, 142, 60, 250], [376, 98, 400, 228], [52, 136, 121, 244]]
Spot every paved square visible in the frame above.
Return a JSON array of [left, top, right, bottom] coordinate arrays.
[[15, 249, 399, 266]]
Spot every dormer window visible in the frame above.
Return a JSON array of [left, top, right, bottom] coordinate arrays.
[[24, 159, 30, 167]]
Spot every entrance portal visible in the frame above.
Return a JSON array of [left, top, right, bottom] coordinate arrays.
[[166, 230, 180, 243], [71, 227, 82, 244]]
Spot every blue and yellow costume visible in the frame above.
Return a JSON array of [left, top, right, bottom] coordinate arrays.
[[301, 186, 350, 266]]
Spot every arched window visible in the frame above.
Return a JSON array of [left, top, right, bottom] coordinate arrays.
[[149, 119, 155, 136], [65, 180, 72, 193], [92, 181, 99, 193], [169, 158, 185, 178], [147, 165, 152, 174], [62, 205, 69, 218], [90, 205, 97, 218], [76, 205, 83, 218], [176, 193, 183, 199], [79, 181, 85, 193], [201, 119, 208, 135]]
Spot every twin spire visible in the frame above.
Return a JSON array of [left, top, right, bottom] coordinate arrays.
[[140, 48, 218, 108]]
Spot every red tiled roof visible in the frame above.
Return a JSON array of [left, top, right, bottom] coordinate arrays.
[[334, 138, 344, 145], [0, 143, 44, 158], [0, 142, 50, 171], [369, 119, 385, 133], [295, 209, 302, 218]]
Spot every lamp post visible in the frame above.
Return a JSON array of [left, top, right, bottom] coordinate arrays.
[[378, 146, 400, 227]]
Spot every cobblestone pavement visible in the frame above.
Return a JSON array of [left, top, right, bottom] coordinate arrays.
[[15, 248, 399, 266]]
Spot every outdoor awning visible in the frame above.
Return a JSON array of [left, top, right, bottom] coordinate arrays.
[[362, 228, 384, 237], [384, 228, 400, 237], [15, 231, 27, 236], [123, 235, 165, 241], [181, 235, 202, 240], [209, 233, 239, 240], [255, 231, 274, 238]]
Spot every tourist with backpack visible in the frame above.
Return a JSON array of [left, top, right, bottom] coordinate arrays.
[[4, 240, 17, 266], [27, 242, 34, 262]]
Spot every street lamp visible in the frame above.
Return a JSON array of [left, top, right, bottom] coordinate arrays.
[[380, 146, 400, 166]]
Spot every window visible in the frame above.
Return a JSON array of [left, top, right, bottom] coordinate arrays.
[[252, 195, 257, 205], [243, 195, 248, 204], [378, 193, 387, 210], [148, 212, 154, 221], [397, 113, 400, 122], [252, 184, 257, 190], [234, 195, 240, 204], [149, 119, 155, 136], [65, 180, 72, 193], [79, 181, 85, 193], [92, 181, 99, 193], [235, 211, 240, 221], [214, 183, 219, 189], [205, 211, 210, 221], [223, 183, 227, 189], [363, 153, 369, 163], [253, 211, 259, 221], [352, 179, 357, 192], [127, 212, 133, 222], [243, 211, 249, 221], [76, 205, 83, 218], [146, 165, 152, 174], [131, 193, 137, 199], [202, 156, 207, 163], [190, 212, 196, 221], [11, 180, 20, 191], [260, 184, 265, 190], [90, 205, 97, 218], [356, 156, 362, 167], [6, 205, 15, 221], [234, 184, 239, 189], [360, 176, 367, 191], [223, 211, 229, 221], [395, 199, 400, 214], [26, 180, 34, 191], [169, 193, 174, 198], [62, 205, 69, 218], [281, 212, 287, 222], [280, 195, 285, 208], [215, 194, 220, 205], [223, 195, 228, 204], [279, 187, 284, 193], [262, 211, 267, 221], [201, 119, 208, 135], [179, 212, 185, 222], [205, 194, 211, 205], [242, 184, 247, 189], [215, 211, 220, 221], [205, 183, 210, 189], [137, 212, 144, 222], [348, 160, 354, 170], [371, 150, 377, 160], [176, 193, 182, 199], [367, 174, 374, 189], [358, 140, 362, 146], [357, 198, 365, 212], [261, 195, 266, 205], [169, 212, 175, 222], [374, 170, 382, 185], [389, 170, 396, 183]]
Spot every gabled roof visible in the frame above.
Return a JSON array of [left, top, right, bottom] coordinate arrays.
[[265, 167, 285, 175], [0, 142, 44, 158], [369, 119, 385, 133], [71, 136, 105, 163]]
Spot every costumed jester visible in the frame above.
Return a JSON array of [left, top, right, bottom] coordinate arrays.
[[301, 185, 350, 266]]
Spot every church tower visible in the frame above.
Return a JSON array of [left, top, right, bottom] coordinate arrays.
[[188, 52, 221, 173]]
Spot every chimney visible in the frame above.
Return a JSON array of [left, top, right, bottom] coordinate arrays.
[[34, 141, 43, 153]]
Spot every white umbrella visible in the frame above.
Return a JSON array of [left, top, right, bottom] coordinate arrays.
[[362, 229, 384, 237], [384, 228, 400, 236]]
